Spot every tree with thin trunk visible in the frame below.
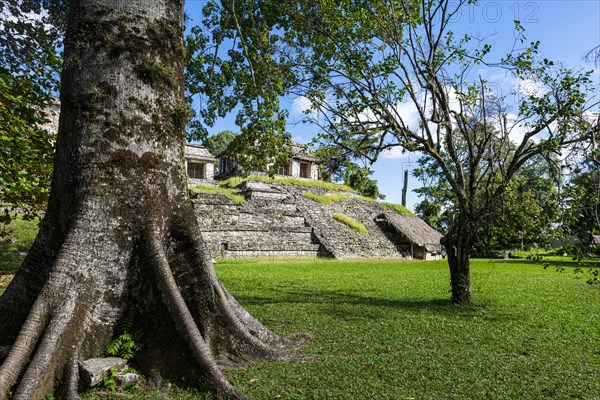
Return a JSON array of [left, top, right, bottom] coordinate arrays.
[[194, 0, 598, 303], [0, 1, 307, 399]]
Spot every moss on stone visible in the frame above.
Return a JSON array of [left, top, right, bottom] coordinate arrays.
[[191, 184, 245, 203], [87, 81, 117, 103], [381, 202, 414, 216], [172, 99, 192, 129], [332, 213, 368, 235], [302, 192, 348, 205]]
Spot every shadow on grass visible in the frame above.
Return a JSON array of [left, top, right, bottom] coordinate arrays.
[[0, 242, 26, 273], [479, 257, 599, 269], [235, 287, 503, 323]]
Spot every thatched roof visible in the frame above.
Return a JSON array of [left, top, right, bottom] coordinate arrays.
[[185, 144, 216, 162], [375, 213, 443, 250]]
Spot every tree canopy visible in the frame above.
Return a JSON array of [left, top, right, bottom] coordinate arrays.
[[202, 129, 238, 156]]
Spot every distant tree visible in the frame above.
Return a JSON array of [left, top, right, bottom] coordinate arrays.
[[562, 123, 600, 243], [312, 145, 383, 198], [0, 0, 63, 223], [414, 152, 559, 252], [202, 129, 237, 156], [197, 0, 598, 302], [343, 164, 384, 199]]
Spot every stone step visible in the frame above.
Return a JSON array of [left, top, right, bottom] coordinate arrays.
[[222, 242, 322, 252], [201, 225, 312, 233], [221, 249, 321, 259]]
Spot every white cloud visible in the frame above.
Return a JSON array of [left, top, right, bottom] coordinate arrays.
[[503, 113, 530, 144], [518, 78, 549, 98], [393, 101, 421, 131], [291, 96, 317, 117]]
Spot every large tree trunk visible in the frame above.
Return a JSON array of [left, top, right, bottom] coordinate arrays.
[[0, 1, 307, 399], [442, 216, 473, 304]]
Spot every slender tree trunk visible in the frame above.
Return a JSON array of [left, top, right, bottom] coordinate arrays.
[[442, 215, 473, 304], [0, 1, 307, 399]]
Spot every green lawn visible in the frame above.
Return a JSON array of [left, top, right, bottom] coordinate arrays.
[[213, 258, 599, 400]]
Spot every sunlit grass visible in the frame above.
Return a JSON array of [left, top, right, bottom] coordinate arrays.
[[380, 202, 414, 216], [332, 212, 369, 235], [190, 184, 245, 203], [219, 175, 354, 192], [0, 215, 39, 272], [213, 258, 599, 400], [302, 192, 348, 205]]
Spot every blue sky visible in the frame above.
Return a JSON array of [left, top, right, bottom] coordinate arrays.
[[185, 1, 600, 210]]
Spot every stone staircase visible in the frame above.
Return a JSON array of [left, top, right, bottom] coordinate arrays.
[[192, 188, 323, 259]]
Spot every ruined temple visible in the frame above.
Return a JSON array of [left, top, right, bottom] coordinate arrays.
[[184, 144, 216, 184], [191, 179, 445, 260], [40, 102, 442, 260], [216, 141, 320, 180]]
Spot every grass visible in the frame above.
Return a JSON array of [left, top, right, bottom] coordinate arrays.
[[380, 201, 415, 216], [0, 216, 39, 273], [190, 184, 245, 203], [332, 212, 369, 235], [219, 175, 354, 192], [354, 195, 376, 202], [213, 258, 599, 400], [302, 192, 348, 205]]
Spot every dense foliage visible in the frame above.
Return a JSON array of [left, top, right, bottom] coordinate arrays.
[[413, 154, 560, 252], [0, 0, 64, 223], [201, 129, 237, 157]]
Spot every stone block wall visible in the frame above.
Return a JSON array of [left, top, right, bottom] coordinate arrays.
[[192, 189, 324, 259]]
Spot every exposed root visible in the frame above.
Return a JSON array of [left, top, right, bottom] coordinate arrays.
[[12, 296, 80, 400], [149, 231, 249, 400], [0, 219, 134, 400], [0, 299, 50, 397], [171, 208, 313, 364], [67, 350, 81, 400], [0, 221, 59, 345], [1, 205, 313, 400]]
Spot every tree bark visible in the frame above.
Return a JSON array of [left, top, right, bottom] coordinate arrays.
[[442, 216, 473, 304], [0, 1, 307, 399]]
